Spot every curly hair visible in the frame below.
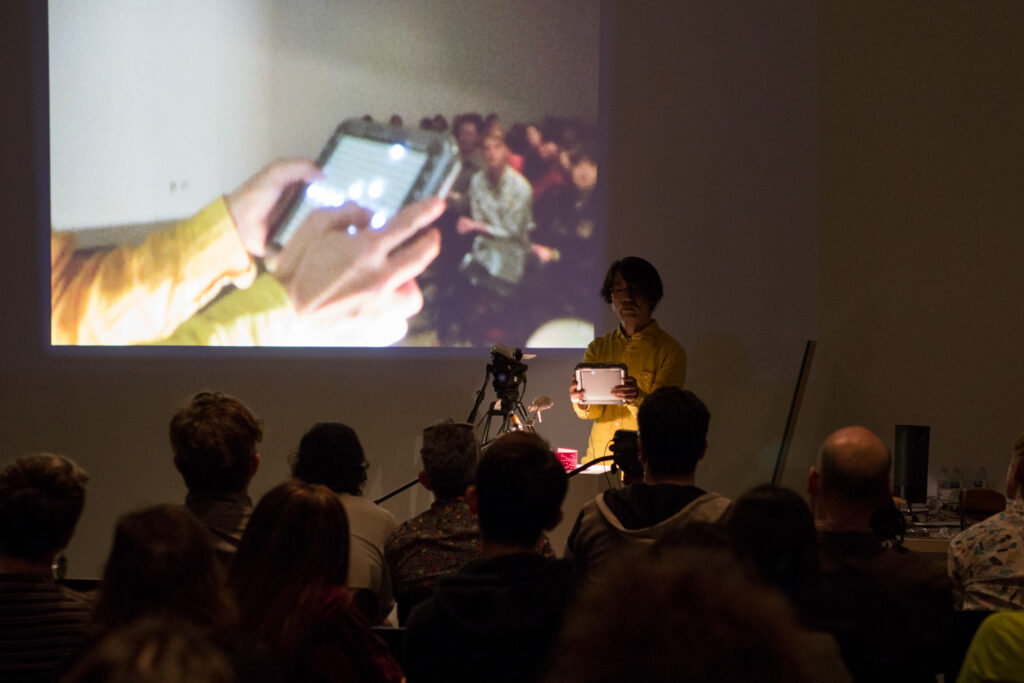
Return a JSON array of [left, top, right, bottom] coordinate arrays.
[[291, 422, 368, 496]]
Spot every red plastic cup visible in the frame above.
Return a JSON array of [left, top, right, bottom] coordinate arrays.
[[555, 448, 578, 472]]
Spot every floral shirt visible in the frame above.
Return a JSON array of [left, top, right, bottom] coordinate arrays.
[[385, 499, 482, 600], [948, 497, 1024, 610]]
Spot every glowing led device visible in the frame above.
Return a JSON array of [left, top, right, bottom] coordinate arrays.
[[389, 144, 406, 161], [306, 181, 346, 208]]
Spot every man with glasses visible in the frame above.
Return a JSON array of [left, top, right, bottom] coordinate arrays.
[[569, 257, 687, 463]]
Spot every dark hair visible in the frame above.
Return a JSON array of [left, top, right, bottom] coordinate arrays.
[[453, 112, 484, 138], [169, 392, 262, 494], [723, 484, 819, 607], [60, 617, 235, 683], [545, 547, 810, 683], [599, 257, 664, 310], [228, 481, 350, 658], [475, 432, 567, 547], [291, 422, 368, 495], [421, 420, 478, 500], [636, 387, 709, 477], [0, 454, 88, 560], [93, 505, 236, 633]]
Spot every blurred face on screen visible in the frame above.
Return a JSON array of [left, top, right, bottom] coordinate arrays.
[[572, 158, 597, 191], [456, 121, 480, 156], [611, 271, 652, 333], [483, 136, 509, 173]]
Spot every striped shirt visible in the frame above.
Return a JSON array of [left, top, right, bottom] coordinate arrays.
[[0, 574, 94, 681]]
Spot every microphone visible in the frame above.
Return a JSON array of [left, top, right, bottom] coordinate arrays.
[[528, 395, 554, 422]]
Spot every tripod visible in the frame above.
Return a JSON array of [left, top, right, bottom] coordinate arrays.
[[466, 367, 530, 446]]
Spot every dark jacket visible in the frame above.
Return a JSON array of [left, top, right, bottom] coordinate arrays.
[[404, 552, 573, 683], [812, 530, 954, 683]]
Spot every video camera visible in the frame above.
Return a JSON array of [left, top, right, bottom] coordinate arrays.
[[488, 344, 529, 407]]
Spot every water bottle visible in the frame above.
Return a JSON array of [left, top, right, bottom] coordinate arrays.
[[950, 467, 964, 511], [937, 467, 951, 507]]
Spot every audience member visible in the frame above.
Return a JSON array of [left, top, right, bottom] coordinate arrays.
[[454, 130, 535, 343], [526, 145, 600, 329], [544, 545, 813, 683], [169, 391, 262, 566], [228, 481, 402, 683], [384, 420, 481, 624], [291, 422, 397, 623], [84, 504, 283, 681], [405, 431, 572, 683], [566, 387, 729, 583], [955, 611, 1024, 683], [809, 426, 953, 683], [61, 617, 236, 683], [0, 454, 93, 682], [445, 113, 486, 217], [722, 484, 854, 683], [723, 483, 821, 611], [948, 432, 1024, 610], [90, 505, 236, 634], [570, 257, 687, 463]]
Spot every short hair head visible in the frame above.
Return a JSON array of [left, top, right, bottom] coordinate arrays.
[[94, 504, 235, 632], [291, 422, 368, 496], [0, 454, 88, 561], [169, 392, 262, 494], [722, 484, 819, 604], [546, 546, 810, 683], [421, 420, 478, 500], [816, 426, 892, 508], [600, 257, 664, 311], [475, 432, 567, 547], [637, 387, 710, 478]]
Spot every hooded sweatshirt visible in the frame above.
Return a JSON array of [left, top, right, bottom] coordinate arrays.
[[566, 482, 730, 582]]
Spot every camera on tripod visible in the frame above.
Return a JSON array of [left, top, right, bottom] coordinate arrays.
[[488, 344, 529, 407]]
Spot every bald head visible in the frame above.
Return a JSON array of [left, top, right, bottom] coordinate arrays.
[[817, 427, 892, 510]]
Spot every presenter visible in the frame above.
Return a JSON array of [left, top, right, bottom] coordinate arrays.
[[569, 257, 687, 463]]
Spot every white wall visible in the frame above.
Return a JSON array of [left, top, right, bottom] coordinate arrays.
[[48, 0, 600, 230]]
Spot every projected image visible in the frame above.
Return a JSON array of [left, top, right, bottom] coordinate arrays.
[[48, 0, 602, 348]]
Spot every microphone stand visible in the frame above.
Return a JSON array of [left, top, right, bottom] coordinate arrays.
[[566, 455, 618, 478], [378, 456, 618, 504], [375, 477, 419, 505]]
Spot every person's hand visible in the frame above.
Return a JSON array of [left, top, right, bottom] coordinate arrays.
[[570, 376, 587, 405], [611, 375, 639, 403], [272, 198, 444, 343], [457, 216, 484, 235], [227, 159, 322, 258], [531, 244, 560, 263]]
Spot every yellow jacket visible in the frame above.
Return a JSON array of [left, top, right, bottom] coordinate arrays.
[[573, 320, 687, 462], [51, 198, 294, 346]]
